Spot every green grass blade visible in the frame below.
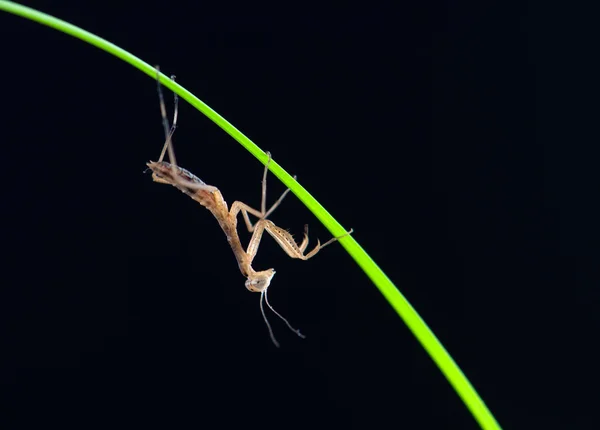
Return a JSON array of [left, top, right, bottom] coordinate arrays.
[[0, 2, 501, 428]]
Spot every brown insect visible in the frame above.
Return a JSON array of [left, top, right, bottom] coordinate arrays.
[[146, 68, 352, 346]]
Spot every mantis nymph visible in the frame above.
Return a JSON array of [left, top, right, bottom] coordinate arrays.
[[146, 69, 352, 346]]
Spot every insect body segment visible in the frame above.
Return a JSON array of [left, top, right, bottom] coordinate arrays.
[[146, 68, 352, 346]]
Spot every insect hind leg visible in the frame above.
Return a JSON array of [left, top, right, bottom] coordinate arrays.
[[155, 66, 179, 167]]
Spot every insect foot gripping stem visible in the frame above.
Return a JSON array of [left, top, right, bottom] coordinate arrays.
[[245, 269, 276, 292]]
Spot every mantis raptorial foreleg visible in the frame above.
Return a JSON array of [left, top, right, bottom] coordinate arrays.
[[248, 219, 352, 263]]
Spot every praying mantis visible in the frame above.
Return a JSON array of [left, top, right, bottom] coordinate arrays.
[[146, 68, 352, 346]]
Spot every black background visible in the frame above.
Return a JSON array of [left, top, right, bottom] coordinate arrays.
[[1, 2, 596, 429]]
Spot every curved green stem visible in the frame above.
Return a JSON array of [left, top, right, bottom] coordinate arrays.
[[0, 2, 501, 429]]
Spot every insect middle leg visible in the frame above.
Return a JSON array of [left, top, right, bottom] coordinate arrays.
[[230, 151, 295, 233]]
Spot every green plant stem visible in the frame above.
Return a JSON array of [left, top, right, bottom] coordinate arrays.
[[0, 2, 501, 429]]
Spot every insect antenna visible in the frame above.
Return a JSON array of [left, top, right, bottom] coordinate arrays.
[[264, 287, 306, 339], [260, 290, 280, 348]]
